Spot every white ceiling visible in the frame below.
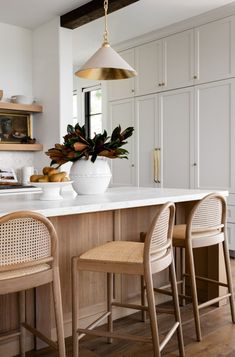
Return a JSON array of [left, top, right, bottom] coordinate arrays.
[[72, 0, 235, 67], [0, 0, 234, 67]]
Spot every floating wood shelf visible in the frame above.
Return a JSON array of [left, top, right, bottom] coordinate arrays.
[[0, 143, 43, 151], [0, 102, 43, 113]]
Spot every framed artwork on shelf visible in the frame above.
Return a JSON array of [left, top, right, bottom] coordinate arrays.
[[0, 168, 17, 183], [0, 112, 32, 143]]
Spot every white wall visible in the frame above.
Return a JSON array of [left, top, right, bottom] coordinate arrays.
[[0, 22, 34, 181], [33, 17, 73, 171], [0, 23, 32, 100], [0, 19, 73, 179]]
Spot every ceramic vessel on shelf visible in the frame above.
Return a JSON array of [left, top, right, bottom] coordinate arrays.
[[10, 95, 34, 105], [69, 157, 112, 195], [32, 181, 73, 200]]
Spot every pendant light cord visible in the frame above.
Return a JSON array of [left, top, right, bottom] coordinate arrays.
[[103, 0, 109, 45]]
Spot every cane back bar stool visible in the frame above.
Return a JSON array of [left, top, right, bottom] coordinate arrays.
[[0, 211, 66, 356], [172, 193, 235, 341], [72, 202, 185, 357]]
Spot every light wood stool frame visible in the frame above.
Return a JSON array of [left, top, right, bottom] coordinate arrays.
[[0, 211, 66, 356], [72, 202, 185, 357], [157, 193, 235, 341]]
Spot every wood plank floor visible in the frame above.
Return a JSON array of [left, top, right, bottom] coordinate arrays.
[[26, 260, 235, 357]]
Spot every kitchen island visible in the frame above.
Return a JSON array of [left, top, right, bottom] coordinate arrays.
[[0, 187, 228, 355]]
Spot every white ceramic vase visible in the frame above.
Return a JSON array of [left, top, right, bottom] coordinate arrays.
[[69, 157, 112, 195]]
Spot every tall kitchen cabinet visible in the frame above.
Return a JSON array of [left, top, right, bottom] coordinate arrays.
[[109, 87, 195, 188], [109, 98, 136, 186], [194, 79, 235, 192]]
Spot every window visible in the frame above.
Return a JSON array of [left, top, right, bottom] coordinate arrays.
[[73, 90, 78, 126], [84, 86, 102, 137]]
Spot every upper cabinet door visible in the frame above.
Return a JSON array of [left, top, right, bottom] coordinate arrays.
[[162, 29, 194, 90], [107, 49, 135, 101], [135, 40, 162, 96], [195, 17, 235, 83]]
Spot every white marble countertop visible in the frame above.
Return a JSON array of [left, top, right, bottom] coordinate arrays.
[[0, 186, 228, 218]]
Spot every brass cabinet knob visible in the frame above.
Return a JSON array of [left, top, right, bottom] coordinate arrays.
[[162, 82, 165, 86], [193, 163, 197, 166], [193, 75, 197, 79], [131, 89, 135, 93], [158, 83, 162, 87]]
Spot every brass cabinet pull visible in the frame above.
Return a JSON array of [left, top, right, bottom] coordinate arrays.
[[154, 148, 161, 183]]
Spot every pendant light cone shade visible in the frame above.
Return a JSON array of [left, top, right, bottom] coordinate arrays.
[[75, 43, 137, 80]]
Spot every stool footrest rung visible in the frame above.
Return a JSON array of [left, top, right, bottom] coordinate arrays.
[[198, 293, 231, 309], [160, 322, 179, 352], [0, 330, 20, 342], [112, 302, 148, 311], [22, 322, 58, 350], [77, 328, 152, 343], [184, 273, 229, 287], [78, 312, 111, 340]]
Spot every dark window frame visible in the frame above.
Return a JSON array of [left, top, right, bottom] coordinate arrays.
[[84, 87, 102, 138]]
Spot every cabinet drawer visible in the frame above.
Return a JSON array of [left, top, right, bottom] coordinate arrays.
[[228, 206, 235, 223]]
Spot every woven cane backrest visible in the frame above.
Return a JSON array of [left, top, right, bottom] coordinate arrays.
[[144, 203, 175, 263], [0, 213, 53, 268], [150, 209, 170, 254], [191, 195, 224, 231]]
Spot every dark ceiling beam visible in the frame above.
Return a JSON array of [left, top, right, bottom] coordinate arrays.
[[60, 0, 139, 29]]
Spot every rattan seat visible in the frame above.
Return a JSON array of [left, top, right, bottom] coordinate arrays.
[[172, 193, 235, 341], [72, 202, 185, 357], [0, 263, 50, 280], [80, 241, 144, 263], [173, 224, 223, 248], [0, 211, 66, 356]]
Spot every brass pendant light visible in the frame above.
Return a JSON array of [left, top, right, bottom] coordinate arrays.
[[75, 0, 137, 80]]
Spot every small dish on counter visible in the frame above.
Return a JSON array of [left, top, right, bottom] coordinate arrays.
[[32, 181, 73, 200]]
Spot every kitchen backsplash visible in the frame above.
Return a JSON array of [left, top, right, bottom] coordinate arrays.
[[0, 152, 34, 183]]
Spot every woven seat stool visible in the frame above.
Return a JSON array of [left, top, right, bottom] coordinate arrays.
[[168, 193, 235, 341], [72, 202, 185, 357], [0, 211, 66, 356]]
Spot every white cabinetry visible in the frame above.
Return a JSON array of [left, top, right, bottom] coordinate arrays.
[[107, 49, 135, 101], [159, 87, 194, 188], [109, 98, 136, 186], [194, 79, 235, 192], [135, 41, 162, 96], [135, 95, 159, 186], [162, 30, 195, 90], [135, 29, 194, 95], [195, 17, 235, 83]]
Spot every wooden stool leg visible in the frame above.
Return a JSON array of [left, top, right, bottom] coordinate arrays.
[[19, 290, 26, 357], [140, 276, 147, 322], [52, 268, 66, 357], [145, 269, 161, 357], [107, 273, 113, 343], [222, 239, 235, 323], [169, 260, 185, 357], [72, 259, 79, 357], [180, 248, 186, 306], [187, 244, 202, 341]]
